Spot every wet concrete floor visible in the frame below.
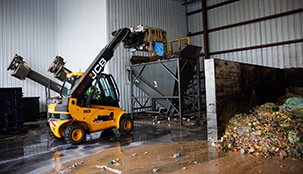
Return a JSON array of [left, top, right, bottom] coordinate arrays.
[[1, 119, 303, 174], [0, 119, 206, 174]]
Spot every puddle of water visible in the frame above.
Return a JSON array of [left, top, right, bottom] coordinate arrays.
[[3, 121, 301, 174], [0, 123, 185, 174]]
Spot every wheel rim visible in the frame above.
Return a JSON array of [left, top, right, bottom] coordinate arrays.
[[123, 120, 131, 131], [72, 129, 83, 142]]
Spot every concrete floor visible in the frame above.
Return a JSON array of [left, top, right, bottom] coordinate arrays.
[[1, 115, 302, 174], [0, 116, 206, 173]]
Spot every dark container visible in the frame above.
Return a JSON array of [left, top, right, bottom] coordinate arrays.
[[22, 97, 40, 122], [0, 88, 23, 130]]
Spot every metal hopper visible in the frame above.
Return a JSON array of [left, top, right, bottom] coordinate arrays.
[[130, 45, 202, 118]]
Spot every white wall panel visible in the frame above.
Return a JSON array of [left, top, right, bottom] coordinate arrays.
[[106, 0, 187, 112], [57, 0, 108, 72], [188, 13, 203, 33], [0, 0, 58, 112], [187, 0, 303, 68]]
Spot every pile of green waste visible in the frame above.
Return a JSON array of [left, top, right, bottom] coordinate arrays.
[[217, 97, 303, 159]]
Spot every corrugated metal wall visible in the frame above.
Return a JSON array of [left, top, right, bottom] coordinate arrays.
[[187, 0, 303, 68], [5, 0, 298, 113], [57, 0, 108, 72], [0, 0, 58, 112], [1, 0, 186, 113], [106, 0, 188, 112]]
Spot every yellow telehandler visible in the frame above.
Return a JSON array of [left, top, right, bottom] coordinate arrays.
[[48, 27, 144, 144]]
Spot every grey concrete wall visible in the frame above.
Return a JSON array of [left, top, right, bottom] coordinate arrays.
[[285, 68, 303, 95], [205, 59, 288, 142]]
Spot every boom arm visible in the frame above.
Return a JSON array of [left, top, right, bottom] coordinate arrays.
[[48, 56, 72, 82], [7, 54, 62, 94], [69, 28, 131, 100]]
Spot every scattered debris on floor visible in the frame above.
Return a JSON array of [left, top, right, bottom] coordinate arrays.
[[69, 161, 84, 169], [94, 165, 122, 174], [152, 168, 159, 173], [108, 158, 120, 165], [217, 97, 303, 159], [171, 153, 180, 158], [114, 162, 120, 166], [54, 161, 85, 173]]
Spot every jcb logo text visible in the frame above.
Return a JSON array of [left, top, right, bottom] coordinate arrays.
[[91, 58, 107, 79]]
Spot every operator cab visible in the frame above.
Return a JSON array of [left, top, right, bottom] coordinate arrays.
[[82, 73, 120, 107], [60, 72, 120, 108]]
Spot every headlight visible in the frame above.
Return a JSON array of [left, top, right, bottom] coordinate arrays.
[[48, 107, 54, 113]]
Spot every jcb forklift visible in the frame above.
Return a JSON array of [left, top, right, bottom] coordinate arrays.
[[48, 27, 145, 144]]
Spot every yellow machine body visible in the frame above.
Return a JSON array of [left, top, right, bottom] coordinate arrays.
[[48, 98, 126, 138], [47, 28, 137, 144], [49, 119, 70, 138]]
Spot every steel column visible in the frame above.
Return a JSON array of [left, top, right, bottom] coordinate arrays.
[[196, 57, 202, 121], [201, 0, 209, 59], [130, 66, 134, 120], [177, 58, 183, 125]]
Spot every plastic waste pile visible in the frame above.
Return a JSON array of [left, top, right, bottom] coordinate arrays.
[[217, 97, 303, 159]]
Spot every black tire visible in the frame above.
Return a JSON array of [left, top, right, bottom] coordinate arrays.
[[101, 128, 115, 138], [119, 117, 133, 135], [49, 127, 62, 141], [64, 124, 86, 145]]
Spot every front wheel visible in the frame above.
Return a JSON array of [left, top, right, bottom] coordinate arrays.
[[64, 124, 86, 145], [119, 117, 133, 135]]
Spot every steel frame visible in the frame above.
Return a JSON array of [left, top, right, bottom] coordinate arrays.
[[130, 57, 203, 125]]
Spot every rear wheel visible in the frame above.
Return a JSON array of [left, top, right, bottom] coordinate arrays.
[[119, 117, 133, 134], [64, 124, 86, 145], [49, 127, 62, 141]]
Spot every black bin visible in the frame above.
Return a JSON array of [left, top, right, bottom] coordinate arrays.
[[0, 88, 23, 130], [22, 97, 40, 122]]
